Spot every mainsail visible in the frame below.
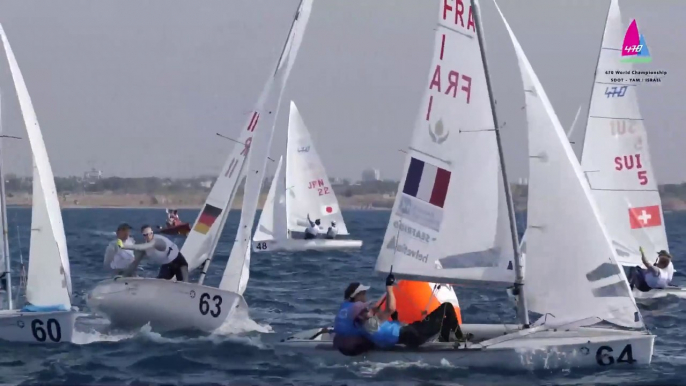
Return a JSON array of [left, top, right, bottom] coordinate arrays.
[[374, 0, 516, 286], [219, 0, 313, 293], [580, 0, 667, 266], [285, 101, 348, 235], [0, 24, 72, 308]]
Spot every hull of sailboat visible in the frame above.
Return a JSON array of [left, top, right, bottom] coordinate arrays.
[[0, 309, 76, 343], [158, 223, 191, 236], [633, 286, 686, 301], [251, 238, 363, 252], [86, 277, 248, 333], [279, 325, 654, 370]]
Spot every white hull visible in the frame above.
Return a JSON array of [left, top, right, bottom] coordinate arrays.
[[252, 238, 363, 252], [0, 309, 76, 343], [279, 324, 654, 370], [86, 277, 248, 333], [633, 286, 686, 301]]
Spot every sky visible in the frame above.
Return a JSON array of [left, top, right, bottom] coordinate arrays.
[[0, 0, 683, 183]]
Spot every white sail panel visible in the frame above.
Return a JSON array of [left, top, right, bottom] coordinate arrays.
[[374, 1, 515, 286], [580, 0, 667, 266], [254, 156, 287, 242], [220, 0, 313, 293], [497, 6, 642, 328], [285, 101, 348, 235], [0, 25, 72, 307]]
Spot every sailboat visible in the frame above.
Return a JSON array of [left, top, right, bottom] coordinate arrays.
[[522, 0, 681, 301], [86, 0, 313, 333], [0, 24, 77, 343], [578, 0, 681, 300], [253, 101, 363, 252], [279, 0, 654, 370]]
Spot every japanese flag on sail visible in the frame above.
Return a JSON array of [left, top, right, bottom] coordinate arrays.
[[322, 205, 338, 215], [402, 157, 451, 208], [628, 205, 662, 229]]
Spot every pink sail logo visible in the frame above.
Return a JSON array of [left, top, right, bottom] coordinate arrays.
[[621, 19, 652, 63]]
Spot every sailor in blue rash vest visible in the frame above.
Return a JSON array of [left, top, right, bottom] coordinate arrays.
[[333, 274, 463, 356]]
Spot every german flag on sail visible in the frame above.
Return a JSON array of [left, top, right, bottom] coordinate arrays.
[[193, 204, 223, 235]]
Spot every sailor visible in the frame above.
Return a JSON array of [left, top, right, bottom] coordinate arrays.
[[304, 214, 322, 240], [171, 210, 181, 226], [325, 221, 338, 240], [628, 247, 674, 291], [122, 225, 189, 281], [103, 223, 139, 276], [165, 210, 175, 227], [333, 274, 463, 356]]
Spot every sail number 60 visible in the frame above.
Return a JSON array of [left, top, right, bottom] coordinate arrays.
[[199, 293, 223, 318], [596, 344, 636, 366]]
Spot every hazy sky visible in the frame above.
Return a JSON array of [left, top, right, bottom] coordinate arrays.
[[0, 0, 683, 182]]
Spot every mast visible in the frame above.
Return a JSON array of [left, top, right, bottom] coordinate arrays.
[[197, 0, 304, 285], [0, 91, 12, 310], [472, 0, 528, 326], [578, 1, 613, 158]]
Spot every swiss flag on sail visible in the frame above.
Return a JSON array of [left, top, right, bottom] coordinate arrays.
[[628, 205, 662, 229]]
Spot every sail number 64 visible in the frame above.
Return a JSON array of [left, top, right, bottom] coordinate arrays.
[[199, 293, 223, 318], [596, 344, 636, 366]]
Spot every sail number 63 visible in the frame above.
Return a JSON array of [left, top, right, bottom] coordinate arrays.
[[596, 344, 636, 366], [199, 293, 223, 318]]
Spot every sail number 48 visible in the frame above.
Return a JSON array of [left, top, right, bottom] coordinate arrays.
[[596, 344, 636, 366]]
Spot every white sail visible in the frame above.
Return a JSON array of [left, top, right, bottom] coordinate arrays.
[[285, 101, 348, 235], [219, 0, 313, 293], [183, 0, 313, 273], [254, 156, 287, 242], [0, 24, 72, 308], [580, 0, 667, 266], [374, 1, 515, 286], [566, 105, 582, 138], [497, 6, 642, 328]]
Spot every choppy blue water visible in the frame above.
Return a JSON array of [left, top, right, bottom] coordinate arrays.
[[0, 207, 685, 385]]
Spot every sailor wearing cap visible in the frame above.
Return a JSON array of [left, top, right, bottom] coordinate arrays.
[[325, 221, 338, 240], [103, 223, 137, 276]]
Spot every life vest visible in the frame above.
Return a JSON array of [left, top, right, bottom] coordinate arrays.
[[333, 301, 367, 336], [145, 235, 179, 264], [376, 280, 462, 324], [327, 226, 338, 238], [368, 320, 401, 347]]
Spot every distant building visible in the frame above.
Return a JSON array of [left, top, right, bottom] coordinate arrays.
[[83, 168, 102, 184], [361, 168, 381, 182]]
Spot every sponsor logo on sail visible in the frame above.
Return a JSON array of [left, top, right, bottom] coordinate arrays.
[[428, 118, 449, 144], [298, 146, 310, 153], [392, 220, 434, 243], [397, 195, 443, 232], [386, 236, 428, 263]]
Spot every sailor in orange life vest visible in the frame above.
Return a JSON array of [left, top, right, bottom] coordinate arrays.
[[333, 273, 463, 356]]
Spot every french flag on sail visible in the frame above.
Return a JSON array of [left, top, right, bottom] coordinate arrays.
[[402, 157, 451, 208]]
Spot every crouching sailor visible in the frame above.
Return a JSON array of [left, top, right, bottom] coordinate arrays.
[[103, 223, 139, 277], [122, 225, 189, 282], [333, 274, 464, 356]]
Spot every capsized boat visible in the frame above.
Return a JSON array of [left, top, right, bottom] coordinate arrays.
[[279, 0, 653, 370], [86, 0, 314, 333], [252, 101, 363, 252], [0, 23, 77, 343], [522, 0, 681, 302]]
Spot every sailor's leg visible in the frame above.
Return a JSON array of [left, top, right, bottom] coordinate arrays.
[[157, 263, 174, 280]]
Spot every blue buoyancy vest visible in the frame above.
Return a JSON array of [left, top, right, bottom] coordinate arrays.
[[333, 301, 367, 337], [368, 320, 401, 348]]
